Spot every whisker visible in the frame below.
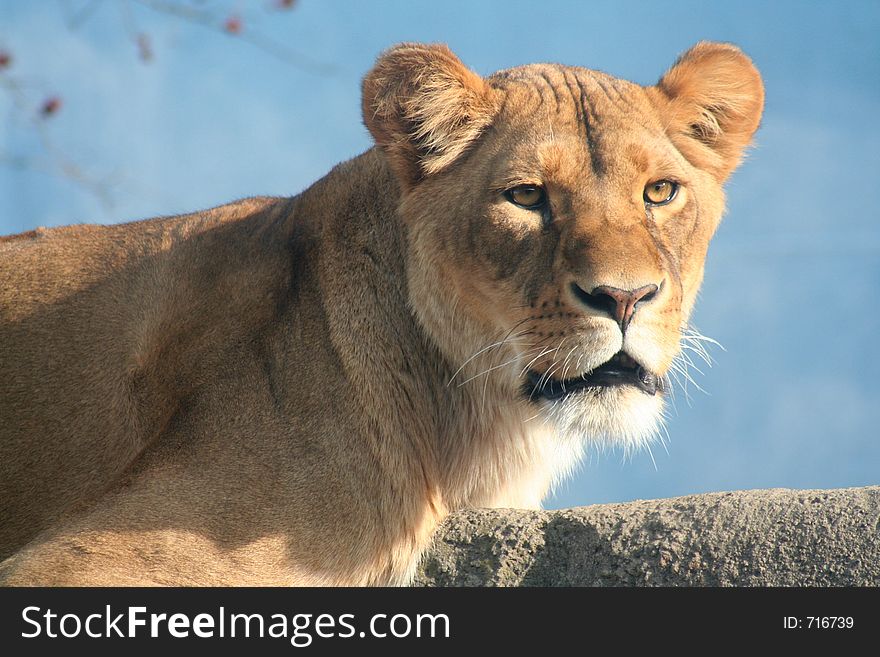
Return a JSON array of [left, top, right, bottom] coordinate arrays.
[[660, 323, 722, 406], [681, 328, 726, 350], [537, 359, 558, 390], [658, 419, 672, 454], [479, 363, 492, 417], [681, 333, 715, 360], [446, 319, 532, 385], [559, 345, 579, 381], [677, 350, 706, 377], [668, 360, 695, 405], [681, 343, 714, 367], [646, 443, 658, 471], [456, 346, 540, 387], [670, 358, 707, 396], [520, 345, 555, 378]]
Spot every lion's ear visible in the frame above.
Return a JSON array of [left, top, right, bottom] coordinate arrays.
[[362, 43, 500, 187], [650, 41, 764, 181]]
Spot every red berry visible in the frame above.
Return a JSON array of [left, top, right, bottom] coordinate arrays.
[[40, 96, 62, 117], [137, 33, 153, 62], [224, 15, 242, 34], [0, 50, 11, 70]]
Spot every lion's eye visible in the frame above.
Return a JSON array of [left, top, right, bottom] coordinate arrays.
[[643, 180, 678, 206], [505, 185, 547, 210]]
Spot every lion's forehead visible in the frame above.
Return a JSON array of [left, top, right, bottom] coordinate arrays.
[[491, 64, 659, 127], [487, 64, 672, 180]]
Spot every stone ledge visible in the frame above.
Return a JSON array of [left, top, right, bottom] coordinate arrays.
[[415, 486, 880, 586]]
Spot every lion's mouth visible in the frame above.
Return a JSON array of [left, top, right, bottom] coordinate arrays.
[[525, 351, 662, 401]]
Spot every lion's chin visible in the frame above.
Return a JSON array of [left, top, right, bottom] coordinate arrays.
[[537, 385, 665, 455]]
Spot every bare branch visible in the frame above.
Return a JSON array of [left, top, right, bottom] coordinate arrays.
[[57, 0, 106, 30], [131, 0, 340, 75], [3, 0, 340, 219]]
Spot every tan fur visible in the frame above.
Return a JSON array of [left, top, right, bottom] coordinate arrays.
[[0, 42, 763, 585]]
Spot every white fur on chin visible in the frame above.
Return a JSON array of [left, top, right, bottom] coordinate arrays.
[[544, 385, 665, 456]]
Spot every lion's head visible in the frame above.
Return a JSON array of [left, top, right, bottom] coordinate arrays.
[[363, 42, 763, 452]]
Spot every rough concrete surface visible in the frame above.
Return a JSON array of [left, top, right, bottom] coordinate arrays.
[[415, 487, 880, 586]]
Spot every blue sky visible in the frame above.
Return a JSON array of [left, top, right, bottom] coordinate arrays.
[[1, 0, 878, 508]]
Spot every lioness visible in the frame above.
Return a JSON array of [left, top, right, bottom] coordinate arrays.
[[0, 42, 763, 585]]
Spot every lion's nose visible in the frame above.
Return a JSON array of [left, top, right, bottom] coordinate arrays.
[[571, 282, 660, 332]]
